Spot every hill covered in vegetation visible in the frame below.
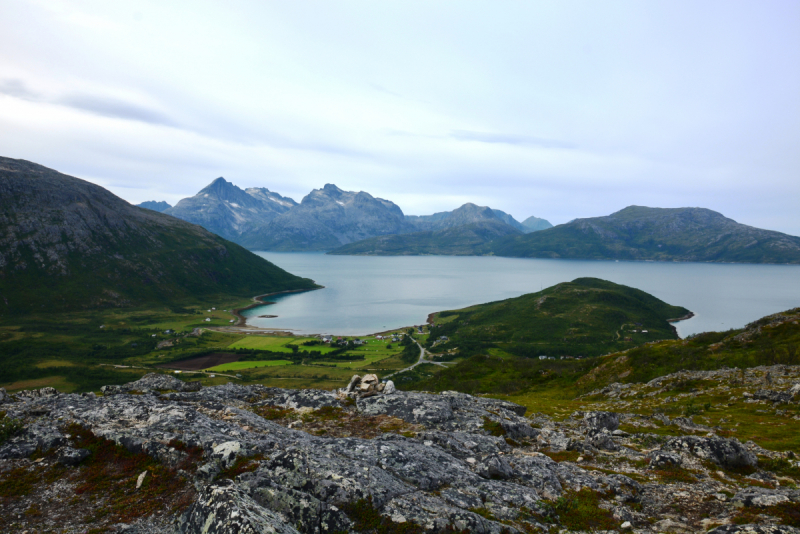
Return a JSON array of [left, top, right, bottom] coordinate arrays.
[[0, 157, 318, 316], [425, 277, 690, 361], [489, 205, 800, 264]]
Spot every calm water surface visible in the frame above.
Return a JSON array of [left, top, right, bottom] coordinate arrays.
[[245, 253, 800, 338]]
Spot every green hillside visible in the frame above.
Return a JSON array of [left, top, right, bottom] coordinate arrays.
[[489, 206, 800, 264], [0, 157, 318, 316], [406, 306, 800, 400], [426, 278, 689, 359]]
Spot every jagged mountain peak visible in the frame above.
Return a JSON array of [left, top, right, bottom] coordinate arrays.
[[165, 178, 296, 242]]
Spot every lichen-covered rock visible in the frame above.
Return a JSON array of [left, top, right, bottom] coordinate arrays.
[[707, 525, 800, 534], [582, 411, 620, 432], [177, 481, 299, 534], [0, 387, 7, 404], [663, 435, 757, 468], [731, 487, 800, 508], [0, 438, 38, 459], [586, 428, 620, 451], [754, 389, 793, 404], [13, 386, 59, 400], [647, 450, 682, 468], [383, 380, 396, 394]]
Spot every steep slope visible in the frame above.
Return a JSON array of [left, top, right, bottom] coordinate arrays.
[[0, 157, 317, 315], [329, 219, 521, 255], [164, 178, 296, 242], [490, 206, 800, 264], [136, 200, 171, 213], [239, 184, 415, 251], [427, 277, 690, 359], [520, 215, 553, 233]]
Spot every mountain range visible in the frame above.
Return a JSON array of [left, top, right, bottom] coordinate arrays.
[[0, 158, 316, 315], [164, 178, 548, 252], [128, 176, 800, 264]]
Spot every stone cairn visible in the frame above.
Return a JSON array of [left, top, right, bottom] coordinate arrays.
[[337, 374, 396, 399]]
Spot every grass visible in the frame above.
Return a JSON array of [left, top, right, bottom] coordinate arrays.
[[207, 360, 293, 371], [229, 336, 338, 354]]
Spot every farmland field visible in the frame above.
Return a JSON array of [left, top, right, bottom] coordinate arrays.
[[228, 336, 338, 354], [207, 360, 294, 371]]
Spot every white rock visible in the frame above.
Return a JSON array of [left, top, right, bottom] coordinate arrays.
[[136, 470, 148, 489], [383, 380, 396, 395], [620, 521, 633, 531]]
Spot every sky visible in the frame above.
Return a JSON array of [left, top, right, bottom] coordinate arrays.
[[1, 1, 799, 234]]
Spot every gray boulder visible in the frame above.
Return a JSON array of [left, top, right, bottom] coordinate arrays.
[[754, 389, 793, 404], [586, 428, 620, 451], [647, 450, 682, 468], [732, 487, 800, 508], [57, 446, 91, 466], [582, 411, 620, 432], [663, 436, 757, 469]]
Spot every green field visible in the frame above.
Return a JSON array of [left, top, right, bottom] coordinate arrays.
[[207, 360, 293, 371], [229, 336, 338, 353]]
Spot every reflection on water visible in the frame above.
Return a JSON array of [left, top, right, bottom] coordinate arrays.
[[243, 252, 800, 337]]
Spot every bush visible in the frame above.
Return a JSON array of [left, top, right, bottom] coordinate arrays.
[[0, 411, 24, 445]]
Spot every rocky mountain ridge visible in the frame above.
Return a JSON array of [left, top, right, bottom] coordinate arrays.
[[238, 184, 417, 251], [1, 366, 799, 533], [164, 178, 297, 243]]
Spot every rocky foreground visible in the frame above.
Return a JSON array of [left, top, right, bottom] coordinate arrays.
[[1, 372, 799, 533]]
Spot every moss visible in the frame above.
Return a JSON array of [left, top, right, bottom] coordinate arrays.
[[534, 488, 617, 531], [62, 423, 196, 523], [468, 506, 496, 521], [0, 465, 40, 498], [341, 496, 424, 533], [650, 466, 699, 484], [482, 417, 506, 437], [218, 454, 265, 480], [758, 456, 800, 478]]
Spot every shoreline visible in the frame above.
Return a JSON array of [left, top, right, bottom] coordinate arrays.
[[667, 311, 695, 323], [232, 287, 323, 326]]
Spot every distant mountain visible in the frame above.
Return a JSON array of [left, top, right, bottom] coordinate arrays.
[[137, 200, 171, 213], [520, 215, 553, 233], [238, 184, 416, 251], [328, 219, 521, 256], [0, 157, 317, 315], [164, 178, 297, 242], [489, 206, 800, 264], [406, 203, 529, 232]]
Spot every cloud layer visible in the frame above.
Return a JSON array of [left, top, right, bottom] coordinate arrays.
[[0, 0, 798, 234]]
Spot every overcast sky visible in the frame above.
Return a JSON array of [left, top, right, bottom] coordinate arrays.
[[1, 1, 799, 233]]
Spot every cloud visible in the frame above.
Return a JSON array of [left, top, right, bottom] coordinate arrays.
[[56, 93, 178, 127], [0, 79, 42, 100], [450, 130, 577, 150]]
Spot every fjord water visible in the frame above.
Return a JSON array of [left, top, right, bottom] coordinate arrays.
[[246, 253, 800, 338]]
